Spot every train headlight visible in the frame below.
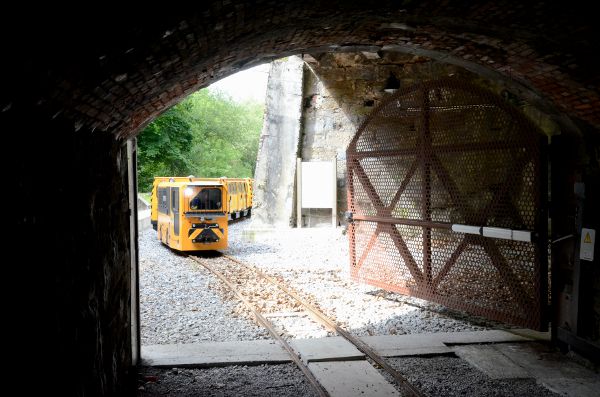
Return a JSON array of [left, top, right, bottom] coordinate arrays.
[[184, 187, 194, 197]]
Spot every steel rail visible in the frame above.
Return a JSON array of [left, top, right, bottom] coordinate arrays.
[[223, 254, 426, 397], [189, 255, 329, 397]]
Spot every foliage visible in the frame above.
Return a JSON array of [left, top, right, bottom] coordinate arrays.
[[137, 89, 264, 191], [138, 192, 151, 203]]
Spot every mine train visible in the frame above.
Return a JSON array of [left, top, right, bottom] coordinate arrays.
[[150, 176, 253, 251]]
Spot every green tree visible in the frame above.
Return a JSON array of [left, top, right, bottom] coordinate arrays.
[[137, 88, 264, 192], [137, 101, 195, 191], [186, 90, 263, 179]]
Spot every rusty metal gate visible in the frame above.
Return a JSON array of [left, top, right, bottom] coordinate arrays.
[[346, 79, 547, 330]]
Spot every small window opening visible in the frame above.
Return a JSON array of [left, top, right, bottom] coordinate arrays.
[[190, 188, 222, 210]]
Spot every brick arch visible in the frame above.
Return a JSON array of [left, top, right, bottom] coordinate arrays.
[[5, 3, 599, 394], [4, 1, 598, 138]]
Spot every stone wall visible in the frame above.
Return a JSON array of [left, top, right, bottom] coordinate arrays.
[[299, 52, 490, 225], [10, 106, 133, 395], [256, 51, 571, 227]]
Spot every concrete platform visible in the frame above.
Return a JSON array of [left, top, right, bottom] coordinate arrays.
[[308, 361, 400, 397], [362, 334, 453, 357], [441, 329, 539, 344], [138, 209, 151, 231], [501, 328, 551, 341], [141, 330, 597, 397], [494, 343, 600, 397], [290, 336, 364, 364], [452, 342, 600, 397], [362, 329, 534, 357], [453, 344, 531, 379], [141, 340, 290, 367]]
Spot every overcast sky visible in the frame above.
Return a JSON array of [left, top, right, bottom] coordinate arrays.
[[208, 63, 271, 103]]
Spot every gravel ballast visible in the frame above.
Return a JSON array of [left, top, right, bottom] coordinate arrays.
[[139, 228, 269, 345], [138, 220, 570, 397], [384, 356, 559, 397], [138, 364, 318, 397], [225, 221, 489, 337], [140, 220, 490, 345]]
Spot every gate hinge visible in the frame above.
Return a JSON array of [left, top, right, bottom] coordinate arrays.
[[344, 211, 354, 223]]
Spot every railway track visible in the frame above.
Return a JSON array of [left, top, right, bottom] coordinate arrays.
[[188, 253, 426, 397]]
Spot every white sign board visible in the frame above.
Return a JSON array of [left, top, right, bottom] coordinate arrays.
[[301, 161, 335, 208], [580, 228, 595, 261]]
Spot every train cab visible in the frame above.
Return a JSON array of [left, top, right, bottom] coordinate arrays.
[[153, 179, 228, 251]]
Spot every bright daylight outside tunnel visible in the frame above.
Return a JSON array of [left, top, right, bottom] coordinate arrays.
[[5, 2, 599, 396]]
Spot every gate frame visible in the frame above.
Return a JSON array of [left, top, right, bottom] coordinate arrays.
[[346, 78, 548, 330]]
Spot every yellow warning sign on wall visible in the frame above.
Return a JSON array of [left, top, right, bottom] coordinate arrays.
[[580, 228, 595, 261]]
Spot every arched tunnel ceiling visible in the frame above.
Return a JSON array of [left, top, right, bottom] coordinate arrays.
[[2, 1, 598, 137]]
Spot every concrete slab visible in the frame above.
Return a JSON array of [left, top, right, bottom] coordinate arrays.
[[290, 337, 364, 364], [453, 345, 530, 379], [138, 209, 151, 231], [309, 361, 400, 397], [141, 340, 290, 367], [504, 328, 551, 341], [362, 334, 452, 357], [381, 345, 456, 357], [493, 343, 600, 396], [440, 330, 532, 345], [493, 343, 590, 379], [538, 376, 600, 397], [362, 330, 534, 357], [138, 195, 150, 210]]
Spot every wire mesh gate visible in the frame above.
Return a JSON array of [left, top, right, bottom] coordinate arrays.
[[346, 79, 547, 330]]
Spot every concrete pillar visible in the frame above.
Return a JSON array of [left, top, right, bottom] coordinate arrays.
[[252, 56, 304, 227]]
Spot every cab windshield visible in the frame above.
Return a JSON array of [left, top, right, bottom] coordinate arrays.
[[189, 188, 222, 210]]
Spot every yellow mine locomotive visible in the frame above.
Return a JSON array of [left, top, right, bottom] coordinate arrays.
[[150, 176, 253, 251]]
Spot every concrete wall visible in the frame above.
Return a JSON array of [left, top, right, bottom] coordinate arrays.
[[252, 56, 304, 227], [138, 195, 152, 231]]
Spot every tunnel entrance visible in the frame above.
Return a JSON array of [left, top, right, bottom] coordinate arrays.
[[347, 79, 548, 330], [6, 4, 599, 395]]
